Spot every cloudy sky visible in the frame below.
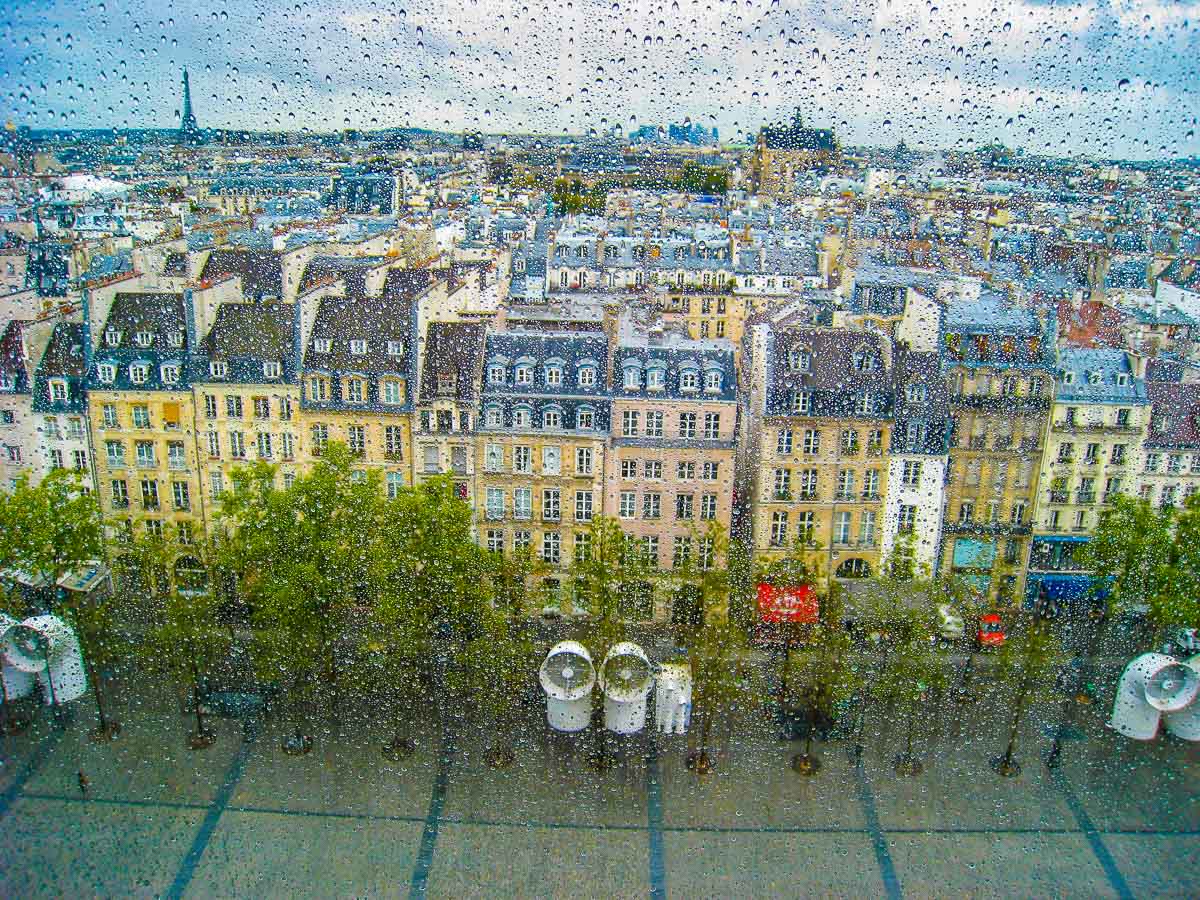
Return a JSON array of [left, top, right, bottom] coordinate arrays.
[[1, 0, 1197, 158]]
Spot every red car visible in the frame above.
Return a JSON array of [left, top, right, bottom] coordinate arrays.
[[977, 613, 1006, 649]]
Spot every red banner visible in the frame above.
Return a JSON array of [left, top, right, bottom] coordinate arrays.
[[757, 582, 818, 623]]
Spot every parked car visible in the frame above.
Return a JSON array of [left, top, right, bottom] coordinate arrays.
[[976, 613, 1006, 649]]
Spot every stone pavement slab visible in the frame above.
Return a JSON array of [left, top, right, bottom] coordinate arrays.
[[183, 810, 422, 898], [427, 822, 647, 899], [886, 832, 1118, 899], [662, 829, 886, 899], [1103, 834, 1200, 899], [0, 796, 202, 897]]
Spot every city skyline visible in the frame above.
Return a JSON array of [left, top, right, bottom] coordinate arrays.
[[0, 0, 1197, 160]]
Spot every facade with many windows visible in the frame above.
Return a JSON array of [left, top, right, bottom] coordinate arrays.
[[192, 301, 301, 511], [605, 330, 738, 618], [476, 330, 610, 611], [412, 321, 483, 500], [940, 294, 1056, 604], [751, 326, 895, 584], [86, 291, 204, 545], [32, 322, 94, 491], [1027, 348, 1149, 605]]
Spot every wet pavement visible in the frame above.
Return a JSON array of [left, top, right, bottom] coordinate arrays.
[[0, 674, 1196, 899]]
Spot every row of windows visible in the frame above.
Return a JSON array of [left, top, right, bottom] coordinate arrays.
[[622, 410, 723, 439], [308, 424, 406, 458], [483, 403, 596, 431], [104, 438, 186, 469], [787, 390, 886, 416], [785, 347, 879, 374], [104, 327, 184, 349], [307, 375, 404, 405], [1054, 442, 1130, 465], [482, 444, 593, 476], [204, 394, 293, 421], [617, 491, 720, 521], [483, 527, 717, 570], [620, 364, 723, 393], [487, 361, 598, 388], [484, 487, 591, 522], [98, 403, 182, 431], [956, 501, 1028, 526], [205, 431, 298, 461], [770, 467, 883, 499], [769, 509, 880, 547], [776, 428, 886, 455], [46, 448, 88, 471], [96, 360, 286, 385], [310, 337, 404, 357], [110, 476, 192, 512], [41, 416, 86, 439], [618, 459, 720, 481]]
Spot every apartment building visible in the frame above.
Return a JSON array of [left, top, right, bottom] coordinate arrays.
[[940, 294, 1056, 604], [412, 321, 484, 496], [86, 291, 205, 546], [1027, 348, 1149, 604], [31, 322, 94, 490], [879, 347, 951, 576], [299, 280, 416, 498], [750, 325, 894, 585], [476, 330, 611, 611], [192, 301, 301, 510], [0, 317, 57, 488], [606, 325, 737, 619], [1139, 379, 1200, 509]]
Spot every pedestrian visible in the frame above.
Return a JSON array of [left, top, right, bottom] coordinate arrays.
[[77, 771, 90, 795]]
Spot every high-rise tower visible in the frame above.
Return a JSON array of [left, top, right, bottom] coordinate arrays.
[[178, 68, 201, 145]]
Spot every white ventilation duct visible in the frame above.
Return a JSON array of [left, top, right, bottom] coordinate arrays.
[[600, 642, 655, 734], [1164, 655, 1200, 741], [0, 613, 36, 701], [655, 662, 692, 735], [539, 641, 595, 732], [1108, 653, 1199, 741], [2, 615, 88, 705]]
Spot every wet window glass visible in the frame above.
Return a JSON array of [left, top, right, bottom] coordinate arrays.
[[0, 0, 1197, 896]]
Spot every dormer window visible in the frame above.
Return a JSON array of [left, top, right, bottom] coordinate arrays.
[[646, 367, 666, 390], [1116, 373, 1130, 386], [680, 369, 699, 392], [857, 393, 877, 415], [853, 350, 877, 372], [513, 405, 531, 428], [437, 373, 457, 395], [167, 330, 184, 349], [160, 364, 180, 385], [578, 364, 597, 388], [1087, 371, 1102, 385], [1156, 416, 1172, 433], [313, 338, 331, 353], [788, 348, 811, 372], [49, 379, 68, 401], [344, 376, 366, 403], [485, 404, 503, 428], [515, 364, 533, 385], [129, 363, 150, 385], [1062, 371, 1075, 385], [349, 339, 367, 355], [387, 340, 404, 357], [488, 364, 506, 385], [906, 383, 928, 403], [705, 370, 722, 392], [210, 361, 228, 379], [622, 366, 641, 390], [98, 364, 115, 383], [134, 331, 153, 348], [543, 407, 562, 429], [792, 390, 811, 414], [105, 328, 122, 347], [263, 361, 281, 379], [544, 365, 562, 387]]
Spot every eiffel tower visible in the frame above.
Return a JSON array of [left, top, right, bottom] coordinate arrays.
[[178, 69, 202, 145]]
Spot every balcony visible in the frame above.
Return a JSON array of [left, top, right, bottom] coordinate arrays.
[[1076, 491, 1096, 505], [1081, 456, 1099, 467], [796, 491, 818, 501], [141, 500, 160, 511], [1019, 438, 1039, 453], [1049, 491, 1069, 504], [174, 502, 191, 512], [866, 445, 883, 457], [861, 492, 881, 502], [834, 492, 855, 502], [111, 498, 129, 509], [1051, 421, 1139, 435], [168, 460, 188, 471], [1054, 455, 1074, 466], [485, 509, 504, 521], [839, 445, 859, 457], [772, 490, 793, 502], [1110, 456, 1127, 467], [1103, 492, 1120, 504]]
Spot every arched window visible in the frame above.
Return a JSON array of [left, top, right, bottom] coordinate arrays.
[[835, 558, 871, 579]]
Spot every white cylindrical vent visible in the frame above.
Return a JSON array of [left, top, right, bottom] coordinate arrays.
[[2, 615, 88, 705], [1164, 655, 1200, 742], [1108, 653, 1199, 740], [539, 641, 595, 732], [0, 613, 36, 700], [600, 642, 654, 735]]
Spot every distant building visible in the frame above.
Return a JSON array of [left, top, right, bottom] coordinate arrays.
[[751, 110, 838, 198], [178, 69, 202, 146]]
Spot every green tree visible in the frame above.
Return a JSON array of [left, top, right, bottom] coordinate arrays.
[[141, 540, 230, 749], [219, 445, 389, 748], [572, 516, 646, 657], [1159, 494, 1200, 633], [991, 604, 1062, 777], [1082, 495, 1176, 627], [784, 601, 857, 776], [453, 609, 534, 768]]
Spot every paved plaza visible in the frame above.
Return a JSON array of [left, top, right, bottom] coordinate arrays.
[[0, 676, 1197, 899]]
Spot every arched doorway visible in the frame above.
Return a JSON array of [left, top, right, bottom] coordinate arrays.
[[835, 558, 872, 579]]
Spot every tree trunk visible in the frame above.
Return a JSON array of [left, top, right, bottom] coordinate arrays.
[[191, 661, 206, 737], [91, 667, 110, 732]]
